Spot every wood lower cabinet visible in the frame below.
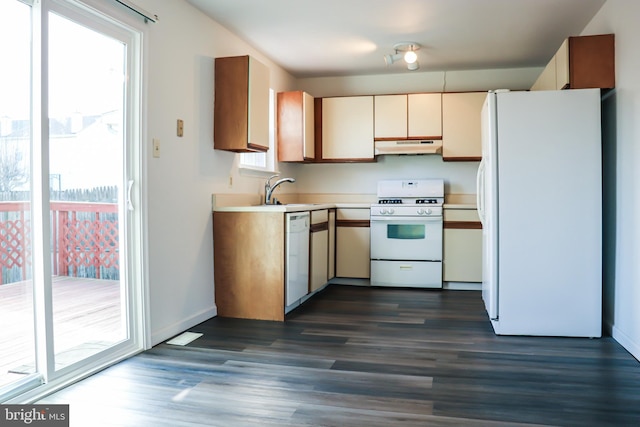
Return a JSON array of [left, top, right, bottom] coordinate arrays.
[[335, 208, 370, 278], [443, 208, 482, 282], [310, 210, 329, 292], [441, 92, 486, 161], [213, 211, 285, 321]]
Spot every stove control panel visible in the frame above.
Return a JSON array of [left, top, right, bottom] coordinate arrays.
[[371, 205, 442, 217]]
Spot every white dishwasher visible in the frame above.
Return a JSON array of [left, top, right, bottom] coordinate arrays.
[[285, 212, 310, 311]]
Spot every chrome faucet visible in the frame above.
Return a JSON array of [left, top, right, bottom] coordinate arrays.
[[264, 174, 295, 205]]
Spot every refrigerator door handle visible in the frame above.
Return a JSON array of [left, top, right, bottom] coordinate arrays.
[[476, 159, 485, 226]]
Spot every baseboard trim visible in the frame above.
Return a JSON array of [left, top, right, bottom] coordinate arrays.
[[443, 281, 482, 291], [329, 278, 371, 286], [610, 323, 640, 362], [151, 305, 217, 346]]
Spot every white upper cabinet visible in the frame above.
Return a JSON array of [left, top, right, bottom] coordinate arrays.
[[374, 95, 407, 139], [408, 93, 442, 138], [374, 93, 442, 139], [322, 96, 374, 160], [441, 92, 486, 161]]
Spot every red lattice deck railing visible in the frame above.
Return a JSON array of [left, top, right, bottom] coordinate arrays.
[[0, 201, 119, 285]]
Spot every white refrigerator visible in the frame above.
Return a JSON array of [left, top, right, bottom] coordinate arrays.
[[477, 89, 602, 337]]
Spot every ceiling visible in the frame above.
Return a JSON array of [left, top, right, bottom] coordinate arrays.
[[186, 0, 607, 78]]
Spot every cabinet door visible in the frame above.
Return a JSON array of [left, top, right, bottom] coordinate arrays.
[[322, 96, 374, 160], [530, 58, 557, 91], [374, 94, 407, 139], [277, 91, 315, 162], [408, 93, 442, 138], [247, 56, 270, 151], [442, 92, 486, 161], [310, 229, 329, 292], [554, 38, 570, 90], [328, 209, 336, 280], [335, 209, 370, 278], [443, 209, 482, 282], [303, 92, 315, 159], [310, 210, 329, 292]]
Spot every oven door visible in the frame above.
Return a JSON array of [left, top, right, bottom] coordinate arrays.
[[370, 216, 443, 261]]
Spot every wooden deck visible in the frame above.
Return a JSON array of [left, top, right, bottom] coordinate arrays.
[[0, 276, 123, 389]]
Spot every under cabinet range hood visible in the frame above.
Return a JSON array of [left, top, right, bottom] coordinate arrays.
[[374, 140, 442, 156]]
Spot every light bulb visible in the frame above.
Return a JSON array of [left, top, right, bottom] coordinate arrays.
[[404, 50, 418, 64]]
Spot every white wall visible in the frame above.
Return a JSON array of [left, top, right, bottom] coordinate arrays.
[[133, 0, 297, 345], [293, 68, 541, 196], [582, 0, 640, 361]]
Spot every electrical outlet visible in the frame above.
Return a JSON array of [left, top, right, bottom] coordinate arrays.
[[153, 138, 160, 158]]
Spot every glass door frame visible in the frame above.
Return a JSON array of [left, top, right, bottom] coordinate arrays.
[[2, 0, 148, 403]]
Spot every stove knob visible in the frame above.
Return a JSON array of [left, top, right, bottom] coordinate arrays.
[[388, 208, 395, 215], [417, 208, 425, 215], [426, 208, 432, 215]]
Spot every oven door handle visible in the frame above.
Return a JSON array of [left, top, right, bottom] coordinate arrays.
[[370, 216, 442, 223]]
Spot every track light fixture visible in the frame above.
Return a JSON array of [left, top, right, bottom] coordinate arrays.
[[384, 42, 421, 71]]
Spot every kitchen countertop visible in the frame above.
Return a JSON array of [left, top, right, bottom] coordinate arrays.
[[213, 203, 334, 213], [212, 193, 478, 212], [444, 194, 477, 210], [213, 202, 372, 213]]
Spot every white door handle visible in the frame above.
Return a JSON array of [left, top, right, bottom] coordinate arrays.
[[127, 180, 134, 211]]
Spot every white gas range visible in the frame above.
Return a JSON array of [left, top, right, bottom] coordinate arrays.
[[370, 179, 444, 288]]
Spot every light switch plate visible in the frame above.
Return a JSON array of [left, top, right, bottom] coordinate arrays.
[[177, 119, 184, 137], [152, 138, 160, 158]]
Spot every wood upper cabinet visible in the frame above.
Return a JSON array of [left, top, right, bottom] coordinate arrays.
[[441, 92, 486, 161], [320, 96, 375, 161], [214, 55, 270, 152], [531, 34, 615, 91], [374, 94, 442, 139], [277, 91, 315, 162]]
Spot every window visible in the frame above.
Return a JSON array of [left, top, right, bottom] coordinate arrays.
[[239, 88, 277, 174]]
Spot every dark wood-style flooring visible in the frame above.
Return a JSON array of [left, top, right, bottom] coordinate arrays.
[[40, 285, 640, 426]]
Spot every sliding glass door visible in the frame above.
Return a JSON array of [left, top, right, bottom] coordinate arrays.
[[0, 0, 36, 392], [0, 0, 144, 401]]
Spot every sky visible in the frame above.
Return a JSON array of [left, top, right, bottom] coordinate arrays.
[[0, 0, 31, 120], [0, 0, 126, 120]]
